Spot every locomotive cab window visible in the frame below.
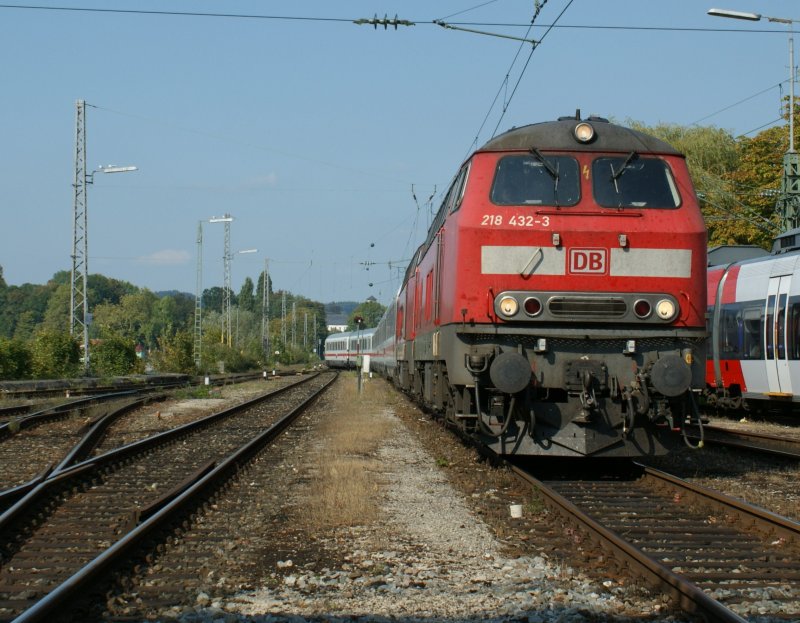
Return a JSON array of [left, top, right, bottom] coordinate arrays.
[[490, 154, 579, 206], [592, 155, 680, 208]]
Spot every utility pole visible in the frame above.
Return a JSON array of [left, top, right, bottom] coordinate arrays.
[[70, 100, 90, 374], [707, 9, 800, 233], [69, 100, 136, 373], [261, 258, 270, 359], [303, 312, 308, 350], [209, 215, 234, 347], [281, 291, 287, 347], [777, 33, 800, 232], [193, 221, 203, 368], [292, 301, 297, 348], [222, 215, 232, 347]]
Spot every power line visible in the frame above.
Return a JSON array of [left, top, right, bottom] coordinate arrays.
[[461, 2, 550, 158], [437, 0, 503, 22], [488, 0, 575, 140], [0, 5, 790, 35], [691, 80, 786, 126]]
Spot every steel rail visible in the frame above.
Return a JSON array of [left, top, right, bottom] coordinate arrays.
[[0, 373, 318, 540], [0, 395, 162, 513], [508, 463, 751, 623], [11, 372, 337, 622], [684, 424, 800, 459], [638, 463, 800, 543]]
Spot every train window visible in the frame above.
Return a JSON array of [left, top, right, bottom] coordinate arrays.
[[741, 307, 763, 360], [490, 155, 579, 206], [719, 309, 740, 359], [592, 156, 680, 208], [425, 270, 433, 321], [790, 301, 800, 360], [449, 163, 471, 214]]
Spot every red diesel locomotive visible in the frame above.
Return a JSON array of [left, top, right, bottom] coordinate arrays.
[[372, 114, 708, 457]]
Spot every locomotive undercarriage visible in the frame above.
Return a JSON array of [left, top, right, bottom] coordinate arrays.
[[400, 325, 706, 458]]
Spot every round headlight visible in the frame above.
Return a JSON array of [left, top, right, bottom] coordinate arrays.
[[498, 296, 519, 317], [655, 298, 678, 321], [524, 297, 542, 317], [633, 299, 652, 319], [574, 122, 595, 143]]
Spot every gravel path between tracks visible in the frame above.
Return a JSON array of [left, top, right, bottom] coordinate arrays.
[[144, 374, 689, 623]]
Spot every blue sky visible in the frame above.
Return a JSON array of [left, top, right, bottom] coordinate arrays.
[[0, 0, 797, 306]]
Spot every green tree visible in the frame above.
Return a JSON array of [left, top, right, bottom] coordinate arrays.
[[238, 277, 255, 312], [92, 335, 140, 376], [30, 330, 81, 379], [347, 298, 386, 330], [92, 291, 158, 346], [724, 125, 786, 246], [41, 283, 72, 333], [202, 286, 225, 315], [150, 330, 195, 374], [0, 337, 31, 379]]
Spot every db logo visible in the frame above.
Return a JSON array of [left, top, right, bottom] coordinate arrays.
[[569, 248, 607, 274]]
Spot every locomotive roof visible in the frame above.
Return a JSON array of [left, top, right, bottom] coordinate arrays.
[[478, 117, 683, 156]]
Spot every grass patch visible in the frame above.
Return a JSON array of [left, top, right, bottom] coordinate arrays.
[[172, 385, 214, 400], [300, 376, 394, 530]]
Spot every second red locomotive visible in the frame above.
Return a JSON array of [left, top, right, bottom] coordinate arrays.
[[372, 114, 708, 457]]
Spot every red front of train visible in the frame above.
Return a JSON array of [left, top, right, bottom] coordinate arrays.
[[383, 116, 707, 457]]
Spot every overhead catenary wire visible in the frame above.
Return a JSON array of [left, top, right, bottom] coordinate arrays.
[[0, 5, 790, 35], [488, 0, 575, 140]]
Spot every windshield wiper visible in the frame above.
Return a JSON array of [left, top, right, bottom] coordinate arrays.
[[610, 151, 638, 181], [529, 147, 560, 205], [530, 147, 559, 180]]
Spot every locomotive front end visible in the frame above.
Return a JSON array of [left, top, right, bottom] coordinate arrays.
[[432, 117, 707, 458]]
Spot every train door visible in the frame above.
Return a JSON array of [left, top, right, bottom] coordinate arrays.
[[765, 275, 793, 395]]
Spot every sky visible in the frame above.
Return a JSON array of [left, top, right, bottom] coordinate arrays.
[[0, 0, 798, 306]]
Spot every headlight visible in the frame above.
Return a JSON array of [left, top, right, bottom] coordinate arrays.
[[574, 122, 595, 143], [498, 295, 519, 317], [633, 299, 652, 319], [655, 298, 678, 321], [524, 297, 542, 316]]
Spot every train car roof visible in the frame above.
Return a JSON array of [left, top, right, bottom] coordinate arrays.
[[707, 244, 769, 267], [324, 327, 377, 342], [478, 116, 683, 156]]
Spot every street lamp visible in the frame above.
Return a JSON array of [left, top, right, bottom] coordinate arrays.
[[70, 159, 137, 375], [708, 8, 800, 231]]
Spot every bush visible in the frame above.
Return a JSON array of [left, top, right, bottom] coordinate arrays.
[[92, 336, 140, 377], [0, 337, 32, 379], [30, 330, 81, 379]]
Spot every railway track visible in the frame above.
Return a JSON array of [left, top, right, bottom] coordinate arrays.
[[0, 372, 335, 622], [511, 461, 800, 621], [685, 424, 800, 460], [0, 395, 155, 497]]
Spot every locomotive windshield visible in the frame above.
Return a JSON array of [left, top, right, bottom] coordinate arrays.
[[490, 154, 579, 206], [592, 156, 680, 208]]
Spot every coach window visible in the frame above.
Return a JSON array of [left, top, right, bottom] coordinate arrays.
[[593, 156, 680, 208], [741, 307, 762, 359], [719, 308, 740, 359], [490, 154, 579, 206], [790, 301, 800, 360]]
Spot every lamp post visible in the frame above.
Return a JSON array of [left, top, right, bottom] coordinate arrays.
[[708, 8, 800, 231], [71, 137, 138, 375]]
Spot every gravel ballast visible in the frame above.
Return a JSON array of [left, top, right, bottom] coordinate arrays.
[[155, 375, 689, 623]]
